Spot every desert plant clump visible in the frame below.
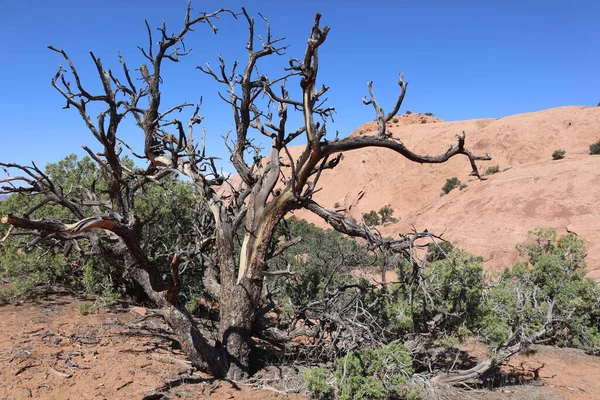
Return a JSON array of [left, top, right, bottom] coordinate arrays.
[[590, 141, 600, 155], [304, 367, 332, 400], [333, 202, 340, 209], [480, 229, 600, 352], [442, 177, 461, 194], [363, 210, 380, 227], [335, 344, 414, 400], [424, 112, 434, 117], [378, 205, 396, 224], [392, 117, 399, 123], [420, 119, 427, 124], [552, 149, 566, 160], [405, 110, 412, 115], [77, 301, 94, 316], [485, 165, 500, 175]]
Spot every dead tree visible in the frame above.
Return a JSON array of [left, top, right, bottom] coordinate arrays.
[[1, 4, 490, 379]]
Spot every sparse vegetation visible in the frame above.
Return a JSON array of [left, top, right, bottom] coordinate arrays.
[[378, 204, 396, 224], [485, 165, 500, 175], [424, 112, 434, 117], [77, 301, 94, 316], [420, 119, 427, 124], [362, 210, 380, 226], [590, 141, 600, 155], [552, 149, 566, 160], [304, 367, 332, 400], [405, 110, 412, 115], [442, 177, 461, 194], [392, 117, 399, 123], [334, 202, 340, 209], [334, 344, 413, 400]]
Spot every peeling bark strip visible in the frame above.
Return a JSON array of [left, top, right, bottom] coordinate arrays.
[[1, 4, 491, 380], [1, 214, 122, 235]]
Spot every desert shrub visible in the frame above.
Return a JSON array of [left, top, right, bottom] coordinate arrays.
[[413, 249, 484, 333], [77, 301, 94, 316], [334, 202, 340, 208], [287, 224, 600, 391], [552, 149, 566, 160], [304, 367, 332, 399], [405, 110, 412, 115], [441, 177, 460, 194], [0, 154, 212, 306], [590, 141, 600, 155], [480, 229, 600, 351], [0, 245, 70, 301], [420, 119, 427, 124], [392, 117, 399, 123], [424, 112, 434, 117], [271, 218, 368, 308], [485, 165, 500, 175], [335, 344, 413, 400], [363, 210, 380, 226], [378, 205, 395, 224], [426, 241, 455, 262]]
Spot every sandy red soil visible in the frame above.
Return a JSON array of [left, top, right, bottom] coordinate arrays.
[[1, 295, 600, 400], [0, 294, 305, 400]]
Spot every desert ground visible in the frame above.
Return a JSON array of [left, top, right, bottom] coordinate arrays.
[[1, 293, 600, 399]]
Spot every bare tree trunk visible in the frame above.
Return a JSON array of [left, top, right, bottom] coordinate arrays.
[[216, 201, 288, 379], [219, 274, 263, 379], [130, 268, 228, 377], [214, 221, 263, 379]]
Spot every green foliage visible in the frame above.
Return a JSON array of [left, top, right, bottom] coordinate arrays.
[[590, 141, 600, 155], [424, 112, 434, 117], [335, 344, 413, 400], [0, 244, 72, 302], [420, 119, 427, 124], [270, 217, 368, 311], [426, 241, 455, 262], [485, 165, 500, 175], [392, 117, 399, 123], [77, 301, 95, 315], [0, 154, 212, 307], [405, 110, 412, 115], [552, 149, 566, 160], [362, 210, 380, 227], [441, 177, 460, 194], [377, 205, 395, 224], [304, 367, 332, 399], [334, 202, 341, 209], [415, 249, 484, 333], [481, 229, 600, 352]]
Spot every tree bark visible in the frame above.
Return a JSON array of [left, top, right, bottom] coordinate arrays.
[[216, 196, 291, 379], [215, 220, 263, 379], [130, 268, 228, 377]]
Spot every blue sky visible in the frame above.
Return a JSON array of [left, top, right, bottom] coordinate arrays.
[[1, 0, 598, 174]]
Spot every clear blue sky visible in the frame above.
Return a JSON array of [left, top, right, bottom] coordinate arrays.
[[1, 0, 598, 173]]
